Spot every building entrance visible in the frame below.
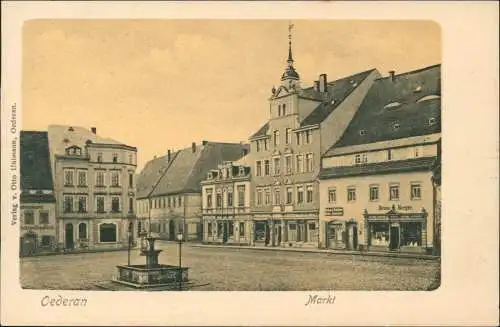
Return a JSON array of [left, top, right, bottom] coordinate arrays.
[[65, 223, 74, 249]]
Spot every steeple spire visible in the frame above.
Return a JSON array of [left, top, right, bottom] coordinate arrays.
[[287, 22, 294, 66], [280, 21, 300, 83]]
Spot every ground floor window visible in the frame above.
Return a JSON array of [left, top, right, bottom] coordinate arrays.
[[99, 223, 117, 242], [78, 222, 87, 239], [217, 222, 223, 237], [239, 222, 245, 237], [288, 222, 297, 241], [369, 222, 389, 246], [41, 235, 52, 246], [400, 222, 422, 247], [228, 221, 234, 237]]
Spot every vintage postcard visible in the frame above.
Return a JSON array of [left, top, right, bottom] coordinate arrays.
[[1, 1, 498, 326]]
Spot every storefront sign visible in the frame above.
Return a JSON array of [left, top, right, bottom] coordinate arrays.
[[378, 204, 413, 212], [325, 207, 344, 216]]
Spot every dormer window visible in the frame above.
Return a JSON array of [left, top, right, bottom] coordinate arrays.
[[428, 117, 437, 126], [68, 127, 74, 132], [393, 123, 400, 130], [208, 172, 213, 180], [416, 94, 441, 103], [359, 129, 366, 136], [65, 145, 82, 156], [384, 102, 402, 110]]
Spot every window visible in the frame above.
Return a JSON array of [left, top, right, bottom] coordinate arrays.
[[96, 171, 105, 187], [393, 123, 400, 130], [206, 189, 213, 208], [78, 196, 87, 213], [347, 187, 356, 202], [273, 157, 280, 175], [305, 130, 312, 144], [178, 196, 182, 207], [208, 222, 213, 237], [296, 132, 301, 145], [369, 185, 379, 201], [162, 197, 166, 208], [387, 149, 393, 161], [256, 161, 262, 177], [111, 172, 120, 187], [411, 183, 422, 200], [282, 103, 287, 116], [305, 153, 313, 172], [172, 197, 176, 208], [328, 188, 336, 203], [111, 197, 120, 212], [129, 173, 134, 188], [428, 117, 437, 126], [227, 192, 233, 207], [264, 188, 271, 205], [129, 197, 134, 213], [286, 187, 293, 204], [264, 139, 269, 151], [216, 193, 222, 208], [237, 186, 245, 207], [285, 128, 292, 144], [256, 189, 263, 205], [99, 223, 117, 242], [96, 196, 105, 213], [400, 222, 422, 246], [296, 155, 303, 173], [297, 186, 304, 204], [228, 221, 234, 237], [64, 170, 74, 186], [97, 153, 103, 163], [274, 187, 281, 205], [239, 167, 245, 176], [264, 160, 270, 176], [128, 154, 133, 164], [355, 154, 361, 165], [273, 130, 280, 146], [168, 197, 172, 207], [39, 211, 49, 224], [285, 155, 292, 174], [64, 196, 73, 213], [256, 140, 261, 152], [389, 184, 400, 200], [239, 222, 245, 237], [41, 236, 52, 246], [308, 223, 316, 230], [278, 104, 281, 116], [306, 185, 313, 203], [414, 147, 422, 158], [24, 211, 34, 225], [112, 153, 118, 163], [362, 153, 368, 163], [370, 222, 389, 246], [78, 222, 87, 239], [78, 171, 87, 187]]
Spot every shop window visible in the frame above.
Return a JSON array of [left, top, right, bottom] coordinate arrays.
[[254, 222, 266, 242], [401, 222, 422, 247], [411, 183, 422, 200], [389, 184, 400, 200], [99, 223, 117, 242], [370, 222, 389, 246], [39, 211, 49, 224]]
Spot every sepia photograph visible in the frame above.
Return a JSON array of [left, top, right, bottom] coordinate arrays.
[[1, 2, 498, 326], [18, 19, 442, 292]]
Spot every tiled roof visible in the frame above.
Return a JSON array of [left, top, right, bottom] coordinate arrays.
[[331, 64, 441, 149], [137, 142, 248, 198], [249, 123, 269, 140], [300, 69, 376, 127], [318, 156, 436, 180], [20, 131, 56, 202]]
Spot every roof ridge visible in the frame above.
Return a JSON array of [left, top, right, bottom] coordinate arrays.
[[145, 150, 180, 198], [376, 63, 441, 81]]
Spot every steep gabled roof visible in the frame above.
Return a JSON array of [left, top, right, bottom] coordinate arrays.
[[330, 64, 441, 151], [249, 122, 269, 140], [300, 69, 376, 127], [137, 142, 248, 198], [20, 131, 56, 202]]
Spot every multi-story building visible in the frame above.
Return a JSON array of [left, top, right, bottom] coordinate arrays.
[[136, 141, 248, 241], [47, 125, 138, 251], [201, 155, 252, 245], [19, 131, 57, 256], [248, 31, 380, 248], [318, 64, 441, 253]]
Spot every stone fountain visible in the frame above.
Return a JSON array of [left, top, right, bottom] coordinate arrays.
[[110, 235, 190, 290]]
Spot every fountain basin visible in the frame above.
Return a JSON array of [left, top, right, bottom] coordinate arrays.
[[113, 264, 189, 288]]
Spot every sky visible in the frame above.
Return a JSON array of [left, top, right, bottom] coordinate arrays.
[[22, 20, 441, 172]]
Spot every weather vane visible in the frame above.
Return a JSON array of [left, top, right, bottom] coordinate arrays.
[[288, 21, 294, 40]]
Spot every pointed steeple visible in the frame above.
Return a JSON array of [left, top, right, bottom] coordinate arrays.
[[281, 22, 300, 83]]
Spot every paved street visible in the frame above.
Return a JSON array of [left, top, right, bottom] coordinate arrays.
[[20, 242, 440, 291]]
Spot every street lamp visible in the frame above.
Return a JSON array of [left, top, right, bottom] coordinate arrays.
[[176, 233, 183, 290], [127, 224, 132, 266]]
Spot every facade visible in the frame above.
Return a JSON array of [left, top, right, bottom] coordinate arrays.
[[20, 131, 57, 256], [47, 125, 138, 251], [318, 65, 441, 254], [248, 32, 380, 248], [136, 141, 249, 241], [201, 157, 252, 245]]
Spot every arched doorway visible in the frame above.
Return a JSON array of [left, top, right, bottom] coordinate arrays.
[[169, 220, 176, 241], [65, 223, 74, 249]]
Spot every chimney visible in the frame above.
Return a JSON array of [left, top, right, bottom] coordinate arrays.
[[319, 74, 327, 93], [90, 127, 97, 134], [313, 80, 320, 92], [192, 142, 196, 153], [167, 150, 171, 162], [202, 140, 208, 146], [242, 148, 248, 156], [389, 70, 396, 82]]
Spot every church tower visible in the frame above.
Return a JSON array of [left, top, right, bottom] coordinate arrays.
[[280, 22, 301, 90]]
